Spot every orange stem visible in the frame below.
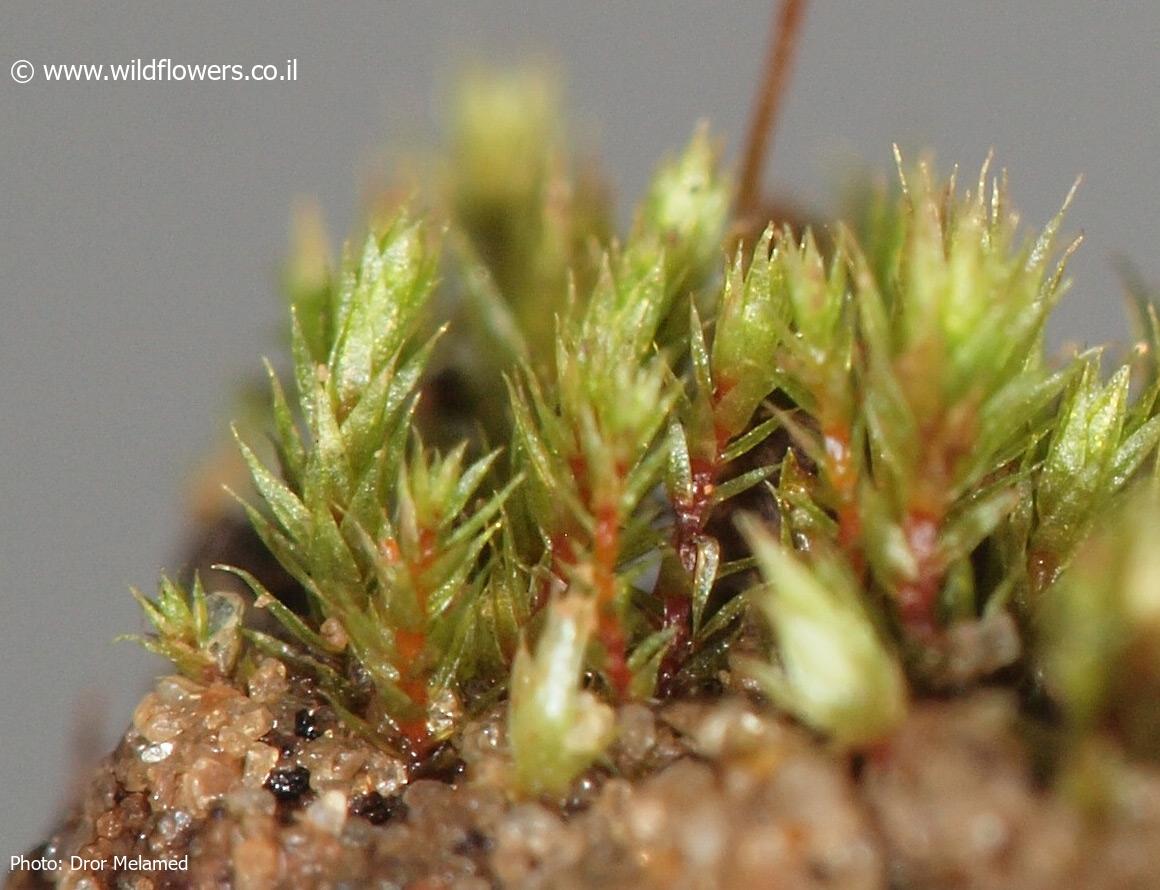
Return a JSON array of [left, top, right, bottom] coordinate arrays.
[[736, 0, 809, 222]]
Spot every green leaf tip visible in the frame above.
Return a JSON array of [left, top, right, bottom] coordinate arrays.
[[510, 595, 616, 796], [738, 517, 908, 749]]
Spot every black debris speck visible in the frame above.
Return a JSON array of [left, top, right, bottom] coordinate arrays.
[[349, 791, 407, 825], [294, 708, 324, 740], [264, 765, 311, 802]]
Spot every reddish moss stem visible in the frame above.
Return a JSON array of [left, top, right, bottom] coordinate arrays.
[[539, 456, 633, 697], [593, 504, 632, 697], [823, 421, 865, 574], [897, 509, 942, 640], [736, 0, 809, 222], [382, 530, 440, 753], [657, 450, 720, 692]]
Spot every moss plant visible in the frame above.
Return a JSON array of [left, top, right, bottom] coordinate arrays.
[[127, 68, 1160, 806]]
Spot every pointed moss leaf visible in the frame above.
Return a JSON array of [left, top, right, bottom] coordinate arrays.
[[1039, 364, 1129, 533], [620, 441, 671, 519], [232, 496, 310, 590], [122, 636, 207, 681], [305, 375, 353, 507], [939, 558, 976, 624], [446, 449, 502, 522], [128, 577, 242, 680], [629, 625, 678, 699], [290, 309, 319, 433], [862, 373, 917, 493], [785, 229, 846, 347], [283, 203, 333, 362], [338, 359, 399, 470], [509, 382, 587, 524], [776, 456, 838, 545], [711, 229, 784, 438], [510, 384, 560, 494], [850, 245, 891, 369], [426, 521, 500, 618], [698, 590, 749, 642], [129, 586, 169, 635], [455, 235, 531, 365], [331, 221, 434, 411], [940, 485, 1020, 566], [348, 642, 417, 718], [666, 422, 695, 505], [429, 593, 484, 692], [688, 302, 713, 398], [191, 574, 211, 642], [304, 499, 361, 595], [635, 125, 729, 293], [235, 434, 311, 544], [263, 359, 305, 487], [720, 416, 779, 463], [1028, 177, 1080, 276], [969, 363, 1077, 485], [443, 475, 522, 551], [709, 465, 775, 508], [380, 335, 438, 428], [690, 536, 721, 636], [716, 555, 759, 581], [583, 248, 668, 367], [739, 516, 907, 748], [768, 407, 827, 474], [1110, 414, 1160, 490], [216, 565, 339, 654], [983, 572, 1020, 618], [155, 577, 187, 628]]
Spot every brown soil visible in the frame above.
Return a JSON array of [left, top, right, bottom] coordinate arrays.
[[10, 665, 1160, 890], [12, 498, 1159, 888]]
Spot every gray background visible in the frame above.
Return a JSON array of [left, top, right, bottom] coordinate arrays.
[[2, 1, 1158, 853]]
